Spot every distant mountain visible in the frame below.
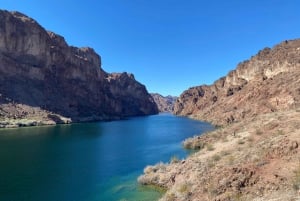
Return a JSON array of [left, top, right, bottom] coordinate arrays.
[[174, 39, 300, 125], [151, 93, 177, 112], [0, 10, 158, 127]]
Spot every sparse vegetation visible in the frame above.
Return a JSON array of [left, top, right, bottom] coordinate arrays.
[[220, 150, 230, 156], [211, 133, 220, 139], [277, 129, 284, 136], [227, 155, 235, 165], [292, 165, 300, 191], [207, 183, 218, 198], [206, 144, 215, 151], [232, 192, 243, 201], [165, 192, 176, 201], [182, 136, 206, 150], [212, 154, 221, 162], [170, 155, 180, 164], [178, 183, 190, 194], [207, 160, 215, 168], [139, 109, 300, 201]]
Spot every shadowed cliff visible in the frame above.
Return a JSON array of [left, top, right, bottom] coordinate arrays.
[[0, 10, 158, 127]]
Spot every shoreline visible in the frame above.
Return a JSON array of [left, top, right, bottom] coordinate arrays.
[[138, 108, 300, 200], [0, 112, 159, 129]]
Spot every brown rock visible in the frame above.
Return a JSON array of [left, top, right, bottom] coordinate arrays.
[[174, 39, 300, 125], [151, 93, 177, 112], [0, 10, 158, 126]]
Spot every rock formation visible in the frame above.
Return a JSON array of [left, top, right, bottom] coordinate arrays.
[[139, 109, 300, 200], [0, 10, 158, 127], [139, 39, 300, 201], [174, 39, 300, 125], [151, 93, 177, 112]]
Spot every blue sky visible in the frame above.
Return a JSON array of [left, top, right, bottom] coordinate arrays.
[[1, 0, 300, 96]]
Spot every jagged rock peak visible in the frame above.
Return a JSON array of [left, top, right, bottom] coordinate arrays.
[[174, 39, 300, 125]]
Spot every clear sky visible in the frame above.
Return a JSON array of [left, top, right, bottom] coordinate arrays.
[[1, 0, 300, 96]]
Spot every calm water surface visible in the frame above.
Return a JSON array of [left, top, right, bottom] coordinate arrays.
[[0, 113, 214, 201]]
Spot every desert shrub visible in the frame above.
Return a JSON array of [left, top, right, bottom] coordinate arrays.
[[277, 129, 284, 136], [178, 183, 190, 194], [211, 133, 220, 139], [293, 166, 300, 191], [207, 160, 215, 168], [212, 154, 221, 161], [183, 137, 205, 150], [227, 155, 235, 165], [165, 192, 176, 201], [207, 183, 218, 197], [170, 155, 180, 164], [144, 162, 166, 174], [206, 144, 215, 151], [220, 150, 230, 156]]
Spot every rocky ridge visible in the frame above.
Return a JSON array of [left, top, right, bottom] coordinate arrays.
[[139, 108, 300, 200], [139, 39, 300, 200], [151, 93, 177, 112], [174, 39, 300, 125], [0, 10, 158, 127]]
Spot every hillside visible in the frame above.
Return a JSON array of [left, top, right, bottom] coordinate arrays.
[[0, 10, 158, 127], [151, 93, 177, 112], [139, 39, 300, 200], [174, 39, 300, 126]]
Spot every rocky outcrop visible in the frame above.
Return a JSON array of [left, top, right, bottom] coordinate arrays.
[[0, 10, 158, 127], [174, 39, 300, 125], [139, 108, 300, 201], [151, 93, 177, 112]]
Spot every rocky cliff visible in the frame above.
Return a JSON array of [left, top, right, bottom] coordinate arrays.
[[0, 10, 158, 127], [174, 39, 300, 125], [151, 93, 177, 112], [139, 39, 300, 201]]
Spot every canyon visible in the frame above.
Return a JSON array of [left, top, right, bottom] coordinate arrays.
[[0, 10, 158, 127], [140, 39, 300, 200]]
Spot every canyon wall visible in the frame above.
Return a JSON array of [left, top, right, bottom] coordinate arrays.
[[0, 10, 158, 126]]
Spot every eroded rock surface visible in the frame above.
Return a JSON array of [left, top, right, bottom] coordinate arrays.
[[140, 39, 300, 200], [174, 40, 300, 125], [151, 93, 177, 112], [0, 10, 158, 127]]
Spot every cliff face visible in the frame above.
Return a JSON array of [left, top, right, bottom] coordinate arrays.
[[174, 39, 300, 125], [140, 39, 300, 201], [0, 10, 158, 126], [151, 93, 177, 112]]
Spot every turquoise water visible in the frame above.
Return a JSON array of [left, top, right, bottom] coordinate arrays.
[[0, 113, 214, 201]]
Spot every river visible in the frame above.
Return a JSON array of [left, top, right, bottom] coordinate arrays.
[[0, 113, 214, 201]]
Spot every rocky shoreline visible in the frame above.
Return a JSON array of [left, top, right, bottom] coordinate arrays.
[[138, 108, 300, 200], [138, 39, 300, 200], [0, 100, 70, 128]]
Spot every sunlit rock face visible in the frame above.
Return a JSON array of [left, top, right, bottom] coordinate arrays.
[[174, 39, 300, 125], [151, 93, 177, 112]]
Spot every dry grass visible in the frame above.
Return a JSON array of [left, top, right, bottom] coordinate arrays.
[[139, 108, 300, 201]]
